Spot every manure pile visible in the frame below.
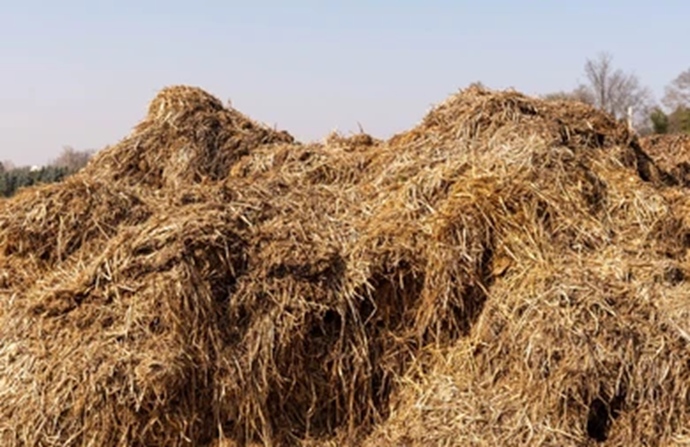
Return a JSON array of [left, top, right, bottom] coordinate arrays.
[[2, 85, 690, 446]]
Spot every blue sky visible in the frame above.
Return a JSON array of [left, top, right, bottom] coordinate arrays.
[[1, 0, 688, 166]]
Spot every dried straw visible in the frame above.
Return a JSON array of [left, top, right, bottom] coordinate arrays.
[[1, 85, 689, 446], [642, 134, 690, 186]]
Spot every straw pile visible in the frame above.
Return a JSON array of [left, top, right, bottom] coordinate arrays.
[[642, 134, 690, 186], [1, 85, 690, 446], [83, 86, 294, 190]]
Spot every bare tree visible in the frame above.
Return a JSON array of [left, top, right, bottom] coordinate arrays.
[[1, 160, 16, 171], [663, 68, 690, 111], [581, 52, 653, 127], [584, 53, 616, 112], [51, 146, 94, 171]]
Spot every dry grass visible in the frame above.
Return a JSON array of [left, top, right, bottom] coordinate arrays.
[[1, 85, 690, 446]]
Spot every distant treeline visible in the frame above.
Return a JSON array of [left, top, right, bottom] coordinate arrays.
[[0, 165, 75, 197], [0, 147, 94, 198]]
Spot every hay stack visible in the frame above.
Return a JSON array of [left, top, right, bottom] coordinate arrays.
[[1, 85, 690, 446], [83, 85, 294, 191], [362, 94, 690, 446]]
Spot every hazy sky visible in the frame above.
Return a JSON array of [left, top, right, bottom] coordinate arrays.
[[1, 1, 688, 166]]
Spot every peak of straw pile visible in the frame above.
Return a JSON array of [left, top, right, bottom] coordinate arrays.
[[83, 85, 294, 191], [1, 85, 690, 447]]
